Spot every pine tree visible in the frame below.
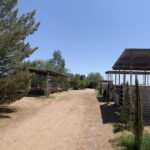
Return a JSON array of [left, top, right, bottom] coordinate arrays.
[[133, 77, 144, 149], [0, 0, 40, 104], [120, 82, 132, 129]]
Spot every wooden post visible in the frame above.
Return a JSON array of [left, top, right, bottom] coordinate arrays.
[[46, 73, 49, 92], [145, 70, 147, 86], [130, 52, 133, 86], [115, 73, 117, 85], [123, 71, 126, 86], [130, 70, 132, 86], [143, 73, 146, 85], [130, 51, 133, 100], [119, 70, 120, 85]]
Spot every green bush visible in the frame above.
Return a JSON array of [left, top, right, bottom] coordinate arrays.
[[119, 82, 133, 130], [133, 77, 144, 149], [44, 89, 50, 98], [80, 80, 88, 89], [38, 95, 55, 99], [110, 132, 150, 150]]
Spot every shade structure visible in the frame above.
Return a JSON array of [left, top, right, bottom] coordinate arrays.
[[106, 70, 150, 75], [29, 69, 68, 78], [113, 49, 150, 70]]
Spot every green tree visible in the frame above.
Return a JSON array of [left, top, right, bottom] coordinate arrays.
[[49, 50, 67, 74], [80, 80, 88, 89], [87, 72, 103, 88], [0, 0, 40, 104], [133, 77, 144, 150], [72, 74, 81, 89], [120, 82, 132, 129], [31, 50, 69, 83]]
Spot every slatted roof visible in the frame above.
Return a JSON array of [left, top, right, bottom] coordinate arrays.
[[29, 69, 68, 78], [106, 70, 150, 75], [113, 49, 150, 70]]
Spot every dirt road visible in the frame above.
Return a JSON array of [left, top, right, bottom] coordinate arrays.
[[0, 89, 117, 150]]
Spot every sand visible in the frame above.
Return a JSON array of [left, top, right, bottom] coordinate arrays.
[[0, 89, 128, 150]]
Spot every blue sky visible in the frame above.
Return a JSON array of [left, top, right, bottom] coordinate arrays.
[[17, 0, 150, 77]]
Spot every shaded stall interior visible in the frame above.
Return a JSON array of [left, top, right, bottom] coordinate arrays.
[[28, 69, 68, 96]]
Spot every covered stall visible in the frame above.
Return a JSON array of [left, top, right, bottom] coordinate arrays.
[[105, 49, 150, 125], [29, 69, 68, 95]]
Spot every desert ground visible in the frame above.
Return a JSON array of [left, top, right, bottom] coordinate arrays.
[[0, 89, 149, 150]]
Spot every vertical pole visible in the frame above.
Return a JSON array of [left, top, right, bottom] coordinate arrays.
[[130, 53, 133, 86], [130, 70, 132, 86], [123, 71, 126, 86], [119, 70, 120, 85], [46, 73, 49, 92], [145, 70, 147, 86], [135, 74, 138, 84], [115, 73, 117, 85], [147, 75, 149, 85], [130, 51, 133, 100], [143, 73, 146, 85]]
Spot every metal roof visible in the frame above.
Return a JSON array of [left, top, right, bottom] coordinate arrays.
[[29, 69, 68, 78], [113, 49, 150, 70]]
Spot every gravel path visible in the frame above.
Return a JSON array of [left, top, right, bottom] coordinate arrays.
[[0, 89, 118, 150]]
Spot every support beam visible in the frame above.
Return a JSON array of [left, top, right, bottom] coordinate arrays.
[[145, 70, 147, 86], [119, 70, 121, 85], [130, 52, 133, 86], [115, 73, 117, 85], [130, 70, 132, 86], [46, 73, 49, 92], [123, 72, 126, 86]]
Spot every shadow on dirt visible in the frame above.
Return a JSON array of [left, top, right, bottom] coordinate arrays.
[[97, 97, 104, 102], [100, 103, 122, 133], [0, 106, 17, 119], [100, 103, 119, 124]]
